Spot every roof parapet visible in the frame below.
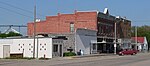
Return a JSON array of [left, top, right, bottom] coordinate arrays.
[[76, 10, 99, 14]]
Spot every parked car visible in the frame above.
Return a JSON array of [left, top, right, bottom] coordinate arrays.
[[118, 49, 138, 56]]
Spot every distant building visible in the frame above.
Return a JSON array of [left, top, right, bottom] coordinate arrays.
[[131, 37, 148, 52], [4, 28, 20, 34]]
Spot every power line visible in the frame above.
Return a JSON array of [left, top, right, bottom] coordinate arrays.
[[0, 6, 33, 18], [0, 1, 45, 18], [0, 1, 33, 14], [0, 25, 27, 27], [132, 20, 150, 22]]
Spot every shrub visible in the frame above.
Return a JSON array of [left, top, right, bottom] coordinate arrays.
[[63, 52, 76, 57], [39, 57, 49, 60]]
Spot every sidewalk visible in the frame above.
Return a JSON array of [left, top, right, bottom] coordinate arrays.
[[51, 52, 150, 61], [50, 53, 117, 61], [0, 53, 149, 66], [71, 53, 116, 58]]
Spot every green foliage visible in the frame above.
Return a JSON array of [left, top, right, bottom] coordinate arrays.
[[22, 57, 34, 60], [131, 25, 150, 50], [0, 32, 22, 38], [63, 52, 76, 57], [39, 57, 49, 60], [0, 33, 7, 38]]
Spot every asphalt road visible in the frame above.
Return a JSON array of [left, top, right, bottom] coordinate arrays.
[[0, 53, 150, 66]]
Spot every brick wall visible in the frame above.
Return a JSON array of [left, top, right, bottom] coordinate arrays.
[[118, 20, 131, 38], [27, 11, 97, 36]]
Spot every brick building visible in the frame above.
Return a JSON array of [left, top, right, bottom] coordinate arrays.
[[96, 8, 131, 53], [27, 8, 131, 54], [28, 11, 97, 36]]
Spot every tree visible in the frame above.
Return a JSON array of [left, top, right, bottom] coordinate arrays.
[[131, 25, 150, 51], [0, 33, 8, 38], [0, 32, 22, 38]]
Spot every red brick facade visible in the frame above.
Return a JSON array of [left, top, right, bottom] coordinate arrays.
[[27, 11, 97, 36]]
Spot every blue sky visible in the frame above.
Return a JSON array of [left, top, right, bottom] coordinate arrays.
[[0, 0, 150, 34]]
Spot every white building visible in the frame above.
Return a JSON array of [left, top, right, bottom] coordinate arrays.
[[131, 37, 148, 52], [76, 28, 97, 55], [0, 38, 53, 58]]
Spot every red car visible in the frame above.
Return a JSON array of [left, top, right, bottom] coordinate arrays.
[[118, 49, 138, 56]]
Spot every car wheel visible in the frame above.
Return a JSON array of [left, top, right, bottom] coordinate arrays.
[[132, 53, 136, 55], [120, 53, 124, 56], [122, 53, 124, 55]]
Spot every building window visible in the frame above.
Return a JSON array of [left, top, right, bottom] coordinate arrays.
[[93, 44, 96, 50], [53, 45, 58, 52], [70, 22, 74, 32], [58, 41, 60, 43]]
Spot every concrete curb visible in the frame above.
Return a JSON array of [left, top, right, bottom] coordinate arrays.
[[50, 54, 113, 60], [69, 53, 116, 58]]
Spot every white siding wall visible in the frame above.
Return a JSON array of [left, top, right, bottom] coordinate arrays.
[[0, 39, 12, 58], [12, 39, 34, 57], [37, 38, 52, 58], [0, 44, 3, 58], [76, 29, 97, 55], [0, 38, 52, 58], [144, 37, 148, 51]]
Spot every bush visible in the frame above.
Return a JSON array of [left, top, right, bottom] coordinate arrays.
[[63, 52, 76, 57], [39, 57, 49, 60], [0, 32, 22, 38]]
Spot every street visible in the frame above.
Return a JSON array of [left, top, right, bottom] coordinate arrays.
[[0, 53, 150, 66]]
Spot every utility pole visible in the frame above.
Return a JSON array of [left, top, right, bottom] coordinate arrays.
[[114, 21, 117, 54], [33, 0, 36, 58], [135, 26, 137, 50]]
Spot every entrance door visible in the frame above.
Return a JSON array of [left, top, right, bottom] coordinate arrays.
[[53, 44, 62, 57], [53, 44, 59, 57], [59, 45, 62, 57], [97, 44, 102, 53], [3, 45, 10, 58]]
